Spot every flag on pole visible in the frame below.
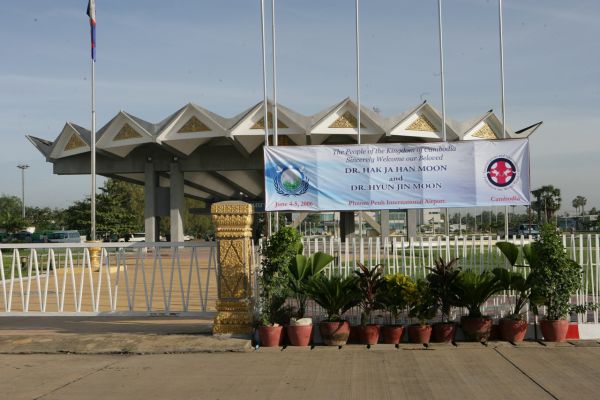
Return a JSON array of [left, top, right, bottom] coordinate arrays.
[[87, 0, 96, 61]]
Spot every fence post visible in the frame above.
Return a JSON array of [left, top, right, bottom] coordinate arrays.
[[211, 201, 255, 336]]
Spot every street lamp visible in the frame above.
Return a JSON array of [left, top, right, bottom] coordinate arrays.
[[17, 164, 29, 219]]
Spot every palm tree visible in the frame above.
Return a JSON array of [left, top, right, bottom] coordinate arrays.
[[572, 195, 587, 216], [531, 185, 561, 223]]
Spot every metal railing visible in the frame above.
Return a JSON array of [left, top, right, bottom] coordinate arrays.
[[0, 242, 219, 316], [275, 234, 600, 324]]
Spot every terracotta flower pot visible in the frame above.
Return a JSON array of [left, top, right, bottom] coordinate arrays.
[[407, 324, 432, 344], [432, 322, 456, 343], [358, 324, 380, 345], [460, 316, 492, 342], [319, 321, 350, 346], [540, 319, 569, 342], [382, 325, 404, 344], [258, 325, 283, 347], [287, 324, 313, 347], [499, 319, 528, 342]]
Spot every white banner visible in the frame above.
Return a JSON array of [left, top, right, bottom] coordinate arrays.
[[264, 139, 530, 211]]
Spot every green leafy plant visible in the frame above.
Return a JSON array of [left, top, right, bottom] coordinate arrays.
[[527, 224, 582, 320], [258, 227, 302, 326], [426, 257, 460, 323], [305, 274, 361, 322], [286, 252, 333, 318], [378, 273, 416, 324], [452, 270, 503, 318], [354, 263, 385, 325], [408, 279, 438, 325], [494, 241, 534, 320]]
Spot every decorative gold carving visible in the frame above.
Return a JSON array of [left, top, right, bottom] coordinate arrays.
[[472, 122, 497, 139], [114, 123, 142, 141], [251, 112, 288, 129], [178, 116, 210, 133], [407, 115, 438, 132], [64, 134, 86, 151], [211, 201, 255, 336], [329, 111, 366, 129]]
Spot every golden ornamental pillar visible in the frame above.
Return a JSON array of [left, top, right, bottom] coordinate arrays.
[[211, 201, 254, 336]]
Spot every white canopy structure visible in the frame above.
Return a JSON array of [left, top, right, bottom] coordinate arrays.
[[29, 99, 542, 241]]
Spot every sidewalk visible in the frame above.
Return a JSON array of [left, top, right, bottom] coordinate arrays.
[[0, 316, 251, 354]]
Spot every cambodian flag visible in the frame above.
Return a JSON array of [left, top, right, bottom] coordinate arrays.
[[87, 0, 96, 61]]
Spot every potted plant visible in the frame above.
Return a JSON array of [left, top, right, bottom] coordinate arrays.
[[378, 273, 416, 344], [285, 251, 334, 346], [427, 257, 460, 342], [305, 274, 361, 346], [407, 279, 438, 344], [527, 224, 583, 342], [354, 262, 385, 345], [257, 227, 302, 347], [452, 270, 503, 342], [494, 241, 534, 342]]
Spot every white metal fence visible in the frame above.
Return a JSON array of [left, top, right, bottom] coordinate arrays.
[[0, 242, 219, 316], [280, 234, 600, 324]]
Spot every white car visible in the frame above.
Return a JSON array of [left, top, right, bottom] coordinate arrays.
[[129, 233, 146, 242]]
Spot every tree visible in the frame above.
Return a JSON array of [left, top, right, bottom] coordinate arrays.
[[0, 195, 25, 232], [531, 185, 561, 223], [572, 195, 587, 216], [62, 179, 142, 239]]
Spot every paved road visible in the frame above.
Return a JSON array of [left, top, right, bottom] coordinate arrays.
[[3, 345, 600, 400]]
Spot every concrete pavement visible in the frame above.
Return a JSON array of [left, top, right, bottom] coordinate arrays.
[[2, 346, 600, 400], [1, 317, 600, 399]]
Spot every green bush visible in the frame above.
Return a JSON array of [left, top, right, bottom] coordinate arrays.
[[258, 227, 302, 326], [528, 224, 582, 320]]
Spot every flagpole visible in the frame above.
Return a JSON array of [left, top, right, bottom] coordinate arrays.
[[498, 0, 509, 239], [87, 0, 97, 242], [260, 0, 272, 236], [436, 0, 450, 236], [271, 0, 279, 231], [355, 0, 363, 239], [91, 58, 96, 241]]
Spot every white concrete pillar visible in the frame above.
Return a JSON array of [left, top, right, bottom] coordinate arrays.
[[380, 209, 390, 238], [144, 161, 158, 243], [407, 209, 418, 239], [170, 162, 185, 243]]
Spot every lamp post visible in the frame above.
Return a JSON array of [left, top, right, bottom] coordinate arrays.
[[17, 164, 29, 219]]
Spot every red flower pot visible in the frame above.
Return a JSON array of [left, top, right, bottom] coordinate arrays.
[[566, 323, 580, 340], [358, 324, 380, 345], [319, 321, 350, 346], [287, 324, 313, 347], [407, 324, 432, 344], [382, 325, 404, 344], [461, 316, 492, 342], [258, 325, 283, 347], [499, 319, 528, 342], [540, 319, 569, 342], [432, 322, 456, 343]]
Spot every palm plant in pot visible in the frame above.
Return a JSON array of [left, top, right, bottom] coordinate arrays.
[[378, 273, 416, 344], [305, 273, 361, 346], [427, 257, 460, 343], [494, 241, 534, 342], [407, 279, 438, 344], [257, 227, 302, 347], [285, 251, 334, 346], [452, 270, 503, 342], [354, 262, 385, 345], [527, 224, 582, 342]]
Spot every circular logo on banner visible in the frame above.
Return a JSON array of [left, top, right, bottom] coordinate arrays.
[[486, 157, 517, 188], [274, 165, 309, 196]]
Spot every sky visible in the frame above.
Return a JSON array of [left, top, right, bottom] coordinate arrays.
[[0, 0, 598, 214]]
